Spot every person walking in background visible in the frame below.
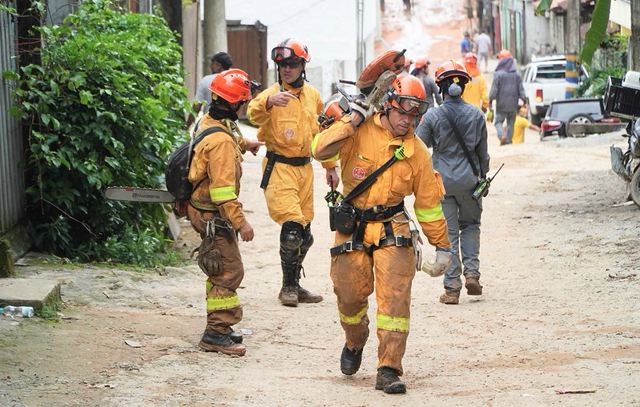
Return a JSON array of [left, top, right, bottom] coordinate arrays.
[[247, 38, 338, 307], [460, 31, 472, 58], [461, 53, 489, 112], [512, 106, 540, 144], [474, 30, 492, 73], [187, 52, 234, 127], [489, 50, 526, 145], [416, 61, 489, 305], [410, 57, 443, 112]]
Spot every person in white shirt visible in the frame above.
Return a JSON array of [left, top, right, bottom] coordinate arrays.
[[474, 31, 492, 73]]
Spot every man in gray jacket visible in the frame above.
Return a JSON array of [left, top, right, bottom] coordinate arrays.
[[416, 60, 490, 305], [489, 54, 526, 145]]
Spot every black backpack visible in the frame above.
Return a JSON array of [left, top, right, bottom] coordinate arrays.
[[165, 125, 230, 200]]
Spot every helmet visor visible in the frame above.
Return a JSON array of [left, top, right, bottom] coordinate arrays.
[[396, 96, 428, 116], [272, 47, 295, 62]]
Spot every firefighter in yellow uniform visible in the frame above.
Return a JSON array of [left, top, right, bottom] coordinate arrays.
[[312, 75, 452, 394], [187, 69, 263, 356], [247, 38, 339, 307], [461, 52, 489, 112]]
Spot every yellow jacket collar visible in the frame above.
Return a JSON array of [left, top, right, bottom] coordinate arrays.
[[372, 113, 416, 158]]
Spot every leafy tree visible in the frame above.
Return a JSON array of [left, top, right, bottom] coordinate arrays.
[[7, 0, 190, 266]]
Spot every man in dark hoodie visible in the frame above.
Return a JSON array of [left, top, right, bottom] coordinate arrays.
[[489, 50, 526, 145]]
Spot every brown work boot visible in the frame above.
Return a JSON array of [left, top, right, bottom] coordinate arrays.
[[298, 286, 323, 303], [199, 331, 246, 356], [279, 286, 299, 307], [465, 276, 483, 295], [375, 367, 406, 394], [439, 290, 460, 305]]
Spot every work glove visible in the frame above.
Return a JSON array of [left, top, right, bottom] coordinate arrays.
[[431, 249, 452, 277], [349, 100, 372, 127]]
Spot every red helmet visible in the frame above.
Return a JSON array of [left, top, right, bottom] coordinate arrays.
[[435, 60, 472, 84], [386, 75, 428, 116], [464, 52, 478, 65], [271, 38, 310, 63], [209, 69, 252, 104], [414, 57, 430, 69], [497, 49, 512, 59]]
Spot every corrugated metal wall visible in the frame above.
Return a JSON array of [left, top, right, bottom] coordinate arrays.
[[0, 7, 25, 234]]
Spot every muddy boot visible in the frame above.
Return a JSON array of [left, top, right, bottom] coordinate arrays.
[[375, 367, 406, 394], [296, 224, 323, 304], [279, 285, 298, 307], [229, 329, 243, 344], [439, 290, 460, 305], [199, 331, 246, 356], [340, 344, 363, 375], [465, 276, 483, 295]]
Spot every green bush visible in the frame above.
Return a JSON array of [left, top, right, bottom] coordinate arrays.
[[8, 0, 190, 266], [577, 33, 628, 97]]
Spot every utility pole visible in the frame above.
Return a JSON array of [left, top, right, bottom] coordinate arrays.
[[356, 0, 365, 75], [203, 0, 227, 75], [631, 0, 640, 70], [564, 0, 580, 99]]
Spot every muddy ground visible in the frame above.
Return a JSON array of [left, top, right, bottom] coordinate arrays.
[[1, 125, 639, 406]]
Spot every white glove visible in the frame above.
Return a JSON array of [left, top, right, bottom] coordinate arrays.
[[349, 101, 372, 127], [420, 249, 452, 277]]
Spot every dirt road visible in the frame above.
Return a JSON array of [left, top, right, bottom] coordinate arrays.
[[1, 126, 639, 406]]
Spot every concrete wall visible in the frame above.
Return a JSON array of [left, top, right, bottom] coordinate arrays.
[[523, 2, 552, 61]]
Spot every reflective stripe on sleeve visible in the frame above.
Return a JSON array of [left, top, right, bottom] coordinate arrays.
[[206, 294, 241, 312], [415, 204, 444, 222], [210, 185, 237, 202], [311, 134, 339, 162], [339, 304, 368, 325], [376, 313, 409, 332]]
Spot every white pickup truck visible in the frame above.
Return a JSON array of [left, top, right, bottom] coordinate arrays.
[[522, 55, 588, 125]]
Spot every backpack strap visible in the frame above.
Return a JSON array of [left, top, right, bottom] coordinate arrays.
[[440, 104, 484, 179]]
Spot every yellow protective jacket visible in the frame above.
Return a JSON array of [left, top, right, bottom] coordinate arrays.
[[247, 82, 336, 169], [188, 115, 247, 230], [312, 113, 451, 249], [462, 73, 489, 110]]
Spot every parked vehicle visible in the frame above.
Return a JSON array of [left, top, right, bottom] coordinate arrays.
[[522, 55, 588, 125], [606, 71, 640, 207], [540, 98, 622, 139]]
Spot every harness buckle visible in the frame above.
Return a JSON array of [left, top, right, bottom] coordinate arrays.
[[395, 236, 404, 246], [344, 241, 353, 252]]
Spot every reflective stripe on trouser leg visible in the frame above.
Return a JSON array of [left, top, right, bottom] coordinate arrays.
[[373, 244, 415, 375], [199, 230, 244, 335], [330, 248, 374, 350], [263, 160, 314, 225]]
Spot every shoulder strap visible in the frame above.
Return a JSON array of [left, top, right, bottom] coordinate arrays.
[[187, 125, 231, 168], [342, 147, 402, 203], [439, 105, 483, 178]]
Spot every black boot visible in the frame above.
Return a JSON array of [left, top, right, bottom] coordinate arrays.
[[375, 367, 406, 394], [279, 222, 304, 307], [340, 344, 363, 375], [296, 224, 323, 303], [199, 331, 246, 356], [229, 329, 243, 344]]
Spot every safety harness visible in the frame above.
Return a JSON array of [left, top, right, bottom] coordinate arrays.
[[329, 144, 413, 256]]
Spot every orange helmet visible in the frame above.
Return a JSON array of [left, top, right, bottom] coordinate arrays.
[[414, 57, 430, 69], [497, 49, 512, 59], [271, 38, 310, 63], [404, 58, 413, 68], [386, 75, 428, 116], [464, 52, 478, 65], [209, 69, 252, 104], [435, 60, 472, 84]]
